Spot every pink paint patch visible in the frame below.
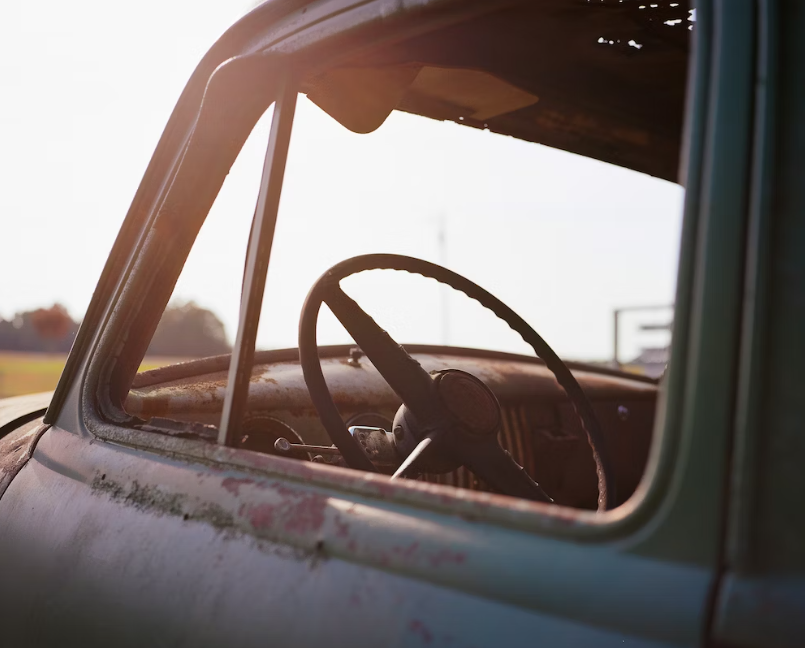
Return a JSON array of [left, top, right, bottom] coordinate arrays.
[[283, 493, 327, 534], [247, 503, 276, 529], [241, 487, 328, 536], [334, 516, 350, 538], [221, 477, 255, 496], [391, 542, 420, 561], [428, 549, 466, 567]]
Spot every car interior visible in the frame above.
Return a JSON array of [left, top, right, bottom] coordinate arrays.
[[123, 0, 691, 511]]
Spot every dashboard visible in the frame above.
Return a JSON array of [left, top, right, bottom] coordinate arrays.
[[126, 345, 658, 510]]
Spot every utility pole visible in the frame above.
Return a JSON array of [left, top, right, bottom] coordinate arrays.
[[438, 213, 449, 345]]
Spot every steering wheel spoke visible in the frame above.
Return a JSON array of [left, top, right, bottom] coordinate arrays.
[[451, 438, 553, 504], [324, 283, 438, 418]]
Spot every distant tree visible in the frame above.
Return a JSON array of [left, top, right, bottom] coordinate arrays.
[[31, 305, 73, 342], [0, 304, 79, 353], [0, 301, 229, 357], [146, 301, 230, 357]]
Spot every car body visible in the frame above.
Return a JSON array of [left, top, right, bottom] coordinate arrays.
[[1, 0, 803, 646]]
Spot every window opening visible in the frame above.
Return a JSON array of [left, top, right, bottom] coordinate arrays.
[[129, 2, 689, 512]]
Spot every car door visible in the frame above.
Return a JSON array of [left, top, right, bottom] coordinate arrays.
[[0, 0, 768, 646], [712, 2, 805, 647]]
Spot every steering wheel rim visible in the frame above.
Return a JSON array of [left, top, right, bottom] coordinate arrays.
[[299, 254, 616, 511]]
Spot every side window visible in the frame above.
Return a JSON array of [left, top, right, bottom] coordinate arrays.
[[128, 4, 689, 512], [137, 106, 277, 369]]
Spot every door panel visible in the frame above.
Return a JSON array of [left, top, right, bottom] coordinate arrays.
[[713, 2, 805, 647], [0, 425, 710, 646]]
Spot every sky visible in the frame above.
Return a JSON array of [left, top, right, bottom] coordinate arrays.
[[0, 1, 684, 362]]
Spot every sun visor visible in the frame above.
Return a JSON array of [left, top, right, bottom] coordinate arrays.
[[407, 67, 539, 121], [306, 65, 422, 133], [306, 64, 539, 133]]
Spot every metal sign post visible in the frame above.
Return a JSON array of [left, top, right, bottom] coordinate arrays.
[[613, 304, 674, 367]]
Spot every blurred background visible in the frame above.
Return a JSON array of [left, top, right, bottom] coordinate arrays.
[[0, 0, 682, 398], [0, 1, 248, 396]]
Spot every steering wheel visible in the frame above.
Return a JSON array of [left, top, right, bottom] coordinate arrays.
[[299, 254, 616, 511]]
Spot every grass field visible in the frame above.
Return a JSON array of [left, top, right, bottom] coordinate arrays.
[[0, 352, 187, 399]]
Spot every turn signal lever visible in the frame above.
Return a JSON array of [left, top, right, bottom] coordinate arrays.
[[274, 426, 400, 470]]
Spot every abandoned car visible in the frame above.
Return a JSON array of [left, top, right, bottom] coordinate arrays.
[[1, 0, 803, 646]]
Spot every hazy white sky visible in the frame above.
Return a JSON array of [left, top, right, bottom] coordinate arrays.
[[1, 0, 683, 362], [0, 1, 244, 311]]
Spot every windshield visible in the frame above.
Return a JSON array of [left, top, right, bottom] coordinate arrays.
[[169, 94, 682, 368]]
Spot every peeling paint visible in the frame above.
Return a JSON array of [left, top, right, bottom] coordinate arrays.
[[191, 502, 236, 530], [92, 476, 185, 518], [240, 486, 327, 536], [89, 472, 329, 559], [428, 548, 466, 567], [392, 541, 420, 561], [333, 515, 350, 538], [221, 477, 255, 496]]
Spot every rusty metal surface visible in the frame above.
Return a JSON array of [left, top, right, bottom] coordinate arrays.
[[125, 351, 656, 507], [0, 418, 47, 499], [0, 391, 51, 437], [0, 424, 709, 646], [15, 0, 766, 642], [296, 0, 690, 180], [349, 426, 398, 468], [126, 351, 655, 426], [132, 345, 657, 390], [91, 400, 655, 542]]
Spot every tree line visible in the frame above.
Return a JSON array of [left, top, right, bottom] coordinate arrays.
[[0, 302, 230, 357]]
